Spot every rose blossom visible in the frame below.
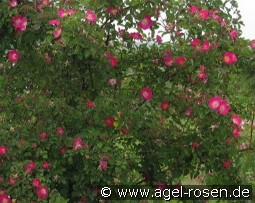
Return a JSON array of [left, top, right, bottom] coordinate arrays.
[[86, 101, 95, 108], [229, 29, 238, 40], [208, 96, 221, 111], [137, 15, 153, 30], [231, 114, 242, 126], [249, 40, 255, 49], [72, 137, 84, 150], [36, 185, 49, 199], [199, 8, 209, 20], [49, 19, 60, 26], [218, 100, 230, 115], [0, 146, 8, 156], [190, 38, 200, 47], [53, 27, 62, 39], [140, 87, 153, 101], [129, 32, 142, 40], [99, 160, 108, 170], [108, 78, 117, 86], [233, 126, 241, 138], [223, 52, 237, 64], [223, 160, 231, 169], [8, 49, 20, 63], [160, 100, 170, 111], [12, 15, 27, 31], [175, 56, 186, 65], [32, 178, 41, 187], [188, 5, 199, 14], [105, 116, 115, 127], [85, 10, 97, 23]]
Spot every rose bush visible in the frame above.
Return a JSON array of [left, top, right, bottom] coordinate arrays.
[[0, 0, 254, 202]]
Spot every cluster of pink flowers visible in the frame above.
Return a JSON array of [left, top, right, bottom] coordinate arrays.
[[208, 96, 230, 115], [163, 51, 187, 67], [129, 32, 142, 40], [163, 50, 174, 67], [190, 38, 213, 53], [107, 7, 121, 15], [48, 19, 61, 39], [189, 6, 209, 20], [36, 0, 51, 10], [85, 9, 97, 23], [21, 162, 50, 199], [189, 5, 223, 23], [104, 52, 118, 68], [12, 15, 27, 31], [231, 114, 243, 138], [137, 15, 154, 30], [58, 8, 75, 18], [223, 51, 238, 64]]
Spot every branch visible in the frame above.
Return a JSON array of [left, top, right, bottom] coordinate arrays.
[[249, 111, 254, 149]]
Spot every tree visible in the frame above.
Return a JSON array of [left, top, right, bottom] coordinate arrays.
[[0, 0, 254, 202]]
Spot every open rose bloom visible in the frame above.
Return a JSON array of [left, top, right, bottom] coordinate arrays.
[[140, 87, 153, 101], [223, 52, 238, 64], [137, 15, 153, 30], [8, 49, 20, 63], [208, 96, 221, 110], [12, 15, 27, 31], [36, 186, 49, 199], [231, 114, 242, 126], [85, 10, 97, 23], [208, 96, 230, 115]]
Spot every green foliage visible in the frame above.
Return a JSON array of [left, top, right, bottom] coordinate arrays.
[[0, 0, 254, 202]]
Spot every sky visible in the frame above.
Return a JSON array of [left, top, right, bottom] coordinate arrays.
[[237, 0, 255, 39]]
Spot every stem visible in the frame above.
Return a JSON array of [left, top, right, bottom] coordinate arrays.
[[249, 111, 254, 149], [88, 65, 96, 99], [134, 100, 146, 111]]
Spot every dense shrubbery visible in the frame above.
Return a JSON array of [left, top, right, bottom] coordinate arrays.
[[0, 0, 255, 202]]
